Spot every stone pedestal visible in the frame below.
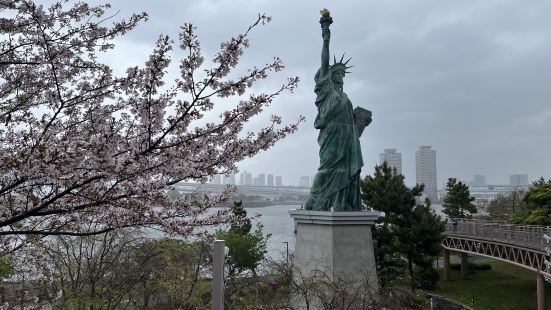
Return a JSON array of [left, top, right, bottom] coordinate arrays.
[[289, 209, 379, 288]]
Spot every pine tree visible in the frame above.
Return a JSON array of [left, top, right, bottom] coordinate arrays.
[[217, 200, 270, 277], [509, 178, 551, 225], [361, 162, 445, 291], [442, 178, 477, 218], [229, 200, 252, 235]]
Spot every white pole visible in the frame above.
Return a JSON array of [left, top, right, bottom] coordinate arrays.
[[212, 240, 225, 310]]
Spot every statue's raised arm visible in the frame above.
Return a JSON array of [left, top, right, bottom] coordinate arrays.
[[319, 9, 332, 76]]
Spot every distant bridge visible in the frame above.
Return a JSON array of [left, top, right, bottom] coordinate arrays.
[[442, 219, 551, 309], [175, 182, 311, 197]]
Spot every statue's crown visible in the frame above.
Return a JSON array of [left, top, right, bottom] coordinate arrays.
[[331, 53, 353, 73]]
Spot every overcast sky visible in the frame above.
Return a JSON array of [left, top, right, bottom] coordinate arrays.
[[95, 0, 551, 187]]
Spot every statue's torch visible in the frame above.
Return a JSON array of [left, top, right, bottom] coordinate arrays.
[[319, 8, 333, 29]]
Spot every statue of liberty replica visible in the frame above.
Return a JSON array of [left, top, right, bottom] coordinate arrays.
[[305, 9, 372, 211], [289, 13, 379, 307]]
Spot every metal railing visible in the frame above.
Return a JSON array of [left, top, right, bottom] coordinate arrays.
[[445, 219, 551, 251]]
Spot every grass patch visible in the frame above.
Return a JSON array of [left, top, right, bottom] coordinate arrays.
[[449, 262, 492, 271], [430, 259, 551, 310]]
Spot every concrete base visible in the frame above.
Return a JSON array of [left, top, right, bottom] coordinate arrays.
[[290, 209, 379, 287]]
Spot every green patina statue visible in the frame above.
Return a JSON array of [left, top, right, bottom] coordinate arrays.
[[305, 9, 372, 211]]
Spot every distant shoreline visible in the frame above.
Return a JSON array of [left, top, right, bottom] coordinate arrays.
[[214, 201, 302, 208]]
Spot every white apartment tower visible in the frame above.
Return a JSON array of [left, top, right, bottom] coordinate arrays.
[[299, 176, 310, 187], [415, 146, 437, 202], [379, 148, 402, 175], [510, 174, 529, 187]]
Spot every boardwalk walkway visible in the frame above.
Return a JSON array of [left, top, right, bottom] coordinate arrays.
[[445, 219, 551, 251], [442, 219, 551, 310]]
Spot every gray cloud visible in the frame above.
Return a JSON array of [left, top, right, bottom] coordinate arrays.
[[94, 0, 551, 187]]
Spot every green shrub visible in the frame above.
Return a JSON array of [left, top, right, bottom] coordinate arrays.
[[413, 266, 439, 290]]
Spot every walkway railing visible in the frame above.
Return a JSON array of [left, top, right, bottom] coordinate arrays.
[[445, 219, 551, 251], [443, 219, 551, 310]]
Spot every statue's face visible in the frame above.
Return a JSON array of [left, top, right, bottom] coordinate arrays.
[[331, 70, 345, 85]]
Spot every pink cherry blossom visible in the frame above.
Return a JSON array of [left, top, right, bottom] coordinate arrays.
[[0, 1, 302, 252]]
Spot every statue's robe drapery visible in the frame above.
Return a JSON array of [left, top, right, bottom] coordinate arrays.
[[305, 69, 364, 211]]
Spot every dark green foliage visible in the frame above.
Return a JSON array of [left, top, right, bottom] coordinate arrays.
[[217, 225, 269, 277], [217, 200, 270, 277], [361, 162, 422, 216], [229, 200, 252, 235], [449, 262, 492, 271], [509, 178, 551, 225], [413, 265, 439, 290], [521, 208, 551, 225], [525, 178, 551, 208], [442, 178, 477, 218], [361, 162, 445, 291], [0, 255, 14, 279], [405, 203, 446, 266]]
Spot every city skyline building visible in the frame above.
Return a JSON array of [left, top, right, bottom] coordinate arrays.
[[510, 174, 529, 187], [299, 176, 310, 187], [415, 145, 438, 202], [253, 173, 266, 186], [379, 148, 402, 175], [239, 171, 252, 185], [239, 171, 287, 187], [470, 175, 487, 187]]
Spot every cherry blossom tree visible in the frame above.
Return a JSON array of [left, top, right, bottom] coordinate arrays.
[[0, 0, 302, 252]]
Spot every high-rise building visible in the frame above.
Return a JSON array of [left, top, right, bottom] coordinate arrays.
[[239, 171, 252, 185], [267, 174, 274, 187], [510, 174, 529, 187], [470, 175, 486, 187], [415, 146, 437, 202], [258, 174, 266, 186], [379, 148, 402, 175], [299, 176, 310, 187], [275, 176, 283, 187]]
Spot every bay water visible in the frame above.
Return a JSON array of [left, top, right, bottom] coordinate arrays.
[[246, 204, 446, 259]]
